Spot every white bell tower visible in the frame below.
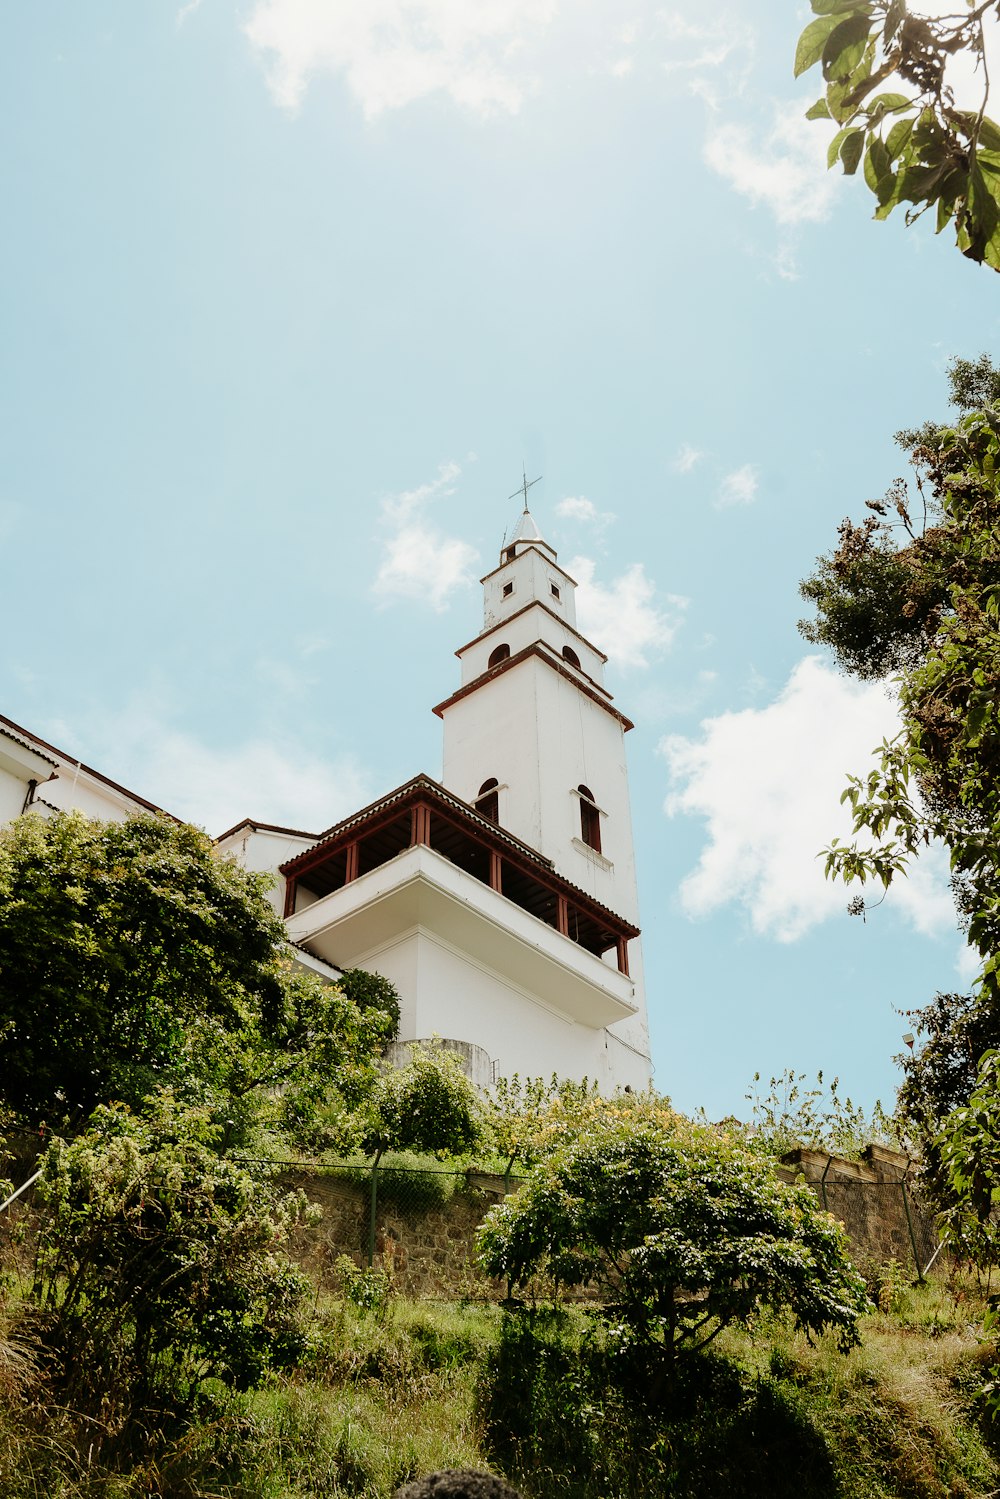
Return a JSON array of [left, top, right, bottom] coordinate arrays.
[[434, 496, 652, 1087]]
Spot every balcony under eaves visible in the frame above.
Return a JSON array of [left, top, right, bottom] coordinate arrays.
[[284, 842, 637, 1031]]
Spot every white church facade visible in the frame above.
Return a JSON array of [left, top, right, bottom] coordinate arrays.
[[0, 506, 653, 1091]]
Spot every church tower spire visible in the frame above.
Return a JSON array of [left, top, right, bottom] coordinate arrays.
[[434, 487, 652, 1088]]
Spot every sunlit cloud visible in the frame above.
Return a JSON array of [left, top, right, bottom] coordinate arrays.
[[570, 555, 686, 670], [44, 702, 373, 838], [662, 657, 954, 943], [672, 443, 702, 473], [717, 463, 759, 507], [704, 99, 840, 226], [372, 460, 479, 612], [244, 0, 558, 116]]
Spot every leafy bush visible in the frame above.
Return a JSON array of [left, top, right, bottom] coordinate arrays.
[[477, 1311, 838, 1499], [359, 1043, 482, 1165], [745, 1069, 903, 1158], [29, 1095, 316, 1454], [478, 1104, 870, 1371]]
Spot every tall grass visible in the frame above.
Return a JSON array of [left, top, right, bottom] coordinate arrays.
[[1, 1280, 998, 1497]]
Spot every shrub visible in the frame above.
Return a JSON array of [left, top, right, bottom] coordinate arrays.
[[478, 1105, 870, 1373], [29, 1094, 315, 1454]]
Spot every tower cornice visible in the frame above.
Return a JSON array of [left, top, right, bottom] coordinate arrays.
[[453, 598, 610, 666], [433, 641, 634, 731], [479, 545, 577, 590]]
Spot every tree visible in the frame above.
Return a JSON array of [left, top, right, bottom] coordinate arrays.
[[358, 1041, 483, 1166], [336, 967, 402, 1036], [28, 1095, 315, 1453], [0, 811, 395, 1140], [477, 1106, 868, 1372], [800, 357, 1000, 1206], [795, 0, 1000, 268], [801, 360, 1000, 986]]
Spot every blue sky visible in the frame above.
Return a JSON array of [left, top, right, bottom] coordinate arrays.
[[3, 1, 997, 1119]]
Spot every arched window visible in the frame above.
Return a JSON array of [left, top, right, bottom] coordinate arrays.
[[578, 784, 601, 852], [562, 645, 581, 669], [488, 643, 510, 669], [476, 778, 499, 824]]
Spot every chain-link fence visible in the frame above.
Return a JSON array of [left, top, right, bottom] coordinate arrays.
[[3, 1131, 945, 1295], [275, 1160, 519, 1299], [789, 1165, 941, 1281]]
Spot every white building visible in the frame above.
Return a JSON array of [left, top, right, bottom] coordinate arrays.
[[220, 506, 653, 1089], [0, 714, 168, 826], [0, 506, 653, 1090]]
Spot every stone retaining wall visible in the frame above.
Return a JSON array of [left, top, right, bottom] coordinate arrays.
[[779, 1144, 939, 1275]]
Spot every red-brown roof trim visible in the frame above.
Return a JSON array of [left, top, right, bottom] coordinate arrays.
[[480, 544, 576, 589], [279, 772, 639, 940], [433, 643, 634, 731], [453, 598, 610, 666], [283, 772, 555, 877], [0, 711, 172, 816], [215, 817, 321, 845]]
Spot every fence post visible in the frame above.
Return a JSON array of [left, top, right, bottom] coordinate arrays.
[[900, 1177, 924, 1283], [820, 1154, 833, 1212], [367, 1159, 379, 1269]]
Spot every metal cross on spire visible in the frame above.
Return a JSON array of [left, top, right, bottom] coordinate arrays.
[[509, 467, 542, 511]]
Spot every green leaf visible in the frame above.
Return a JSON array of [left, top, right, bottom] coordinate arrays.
[[795, 13, 842, 76], [806, 96, 832, 121], [867, 91, 910, 115], [841, 128, 866, 175], [822, 13, 875, 81], [885, 116, 914, 161], [810, 0, 873, 12], [960, 158, 1000, 268], [977, 116, 1000, 153], [864, 136, 893, 193], [828, 125, 852, 168]]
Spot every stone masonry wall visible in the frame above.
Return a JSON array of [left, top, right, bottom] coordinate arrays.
[[280, 1167, 512, 1299], [283, 1145, 942, 1299], [779, 1144, 939, 1276]]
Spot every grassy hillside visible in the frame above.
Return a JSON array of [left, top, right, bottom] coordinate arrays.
[[2, 1275, 998, 1498]]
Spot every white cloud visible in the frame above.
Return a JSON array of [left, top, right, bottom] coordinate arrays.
[[55, 704, 372, 838], [557, 496, 599, 523], [717, 463, 758, 508], [556, 496, 616, 539], [662, 657, 955, 943], [372, 460, 479, 613], [956, 943, 984, 987], [243, 0, 558, 116], [672, 443, 702, 474], [570, 556, 685, 670], [704, 99, 840, 226], [660, 12, 754, 79]]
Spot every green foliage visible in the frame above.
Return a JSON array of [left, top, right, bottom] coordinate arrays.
[[486, 1073, 603, 1174], [29, 1094, 315, 1450], [359, 1043, 483, 1164], [795, 0, 1000, 268], [0, 810, 394, 1147], [0, 811, 285, 1129], [894, 989, 991, 1206], [477, 1106, 869, 1365], [478, 1313, 838, 1499], [187, 961, 394, 1153], [337, 967, 402, 1038], [746, 1069, 903, 1157], [803, 361, 1000, 1001], [334, 1254, 394, 1319]]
